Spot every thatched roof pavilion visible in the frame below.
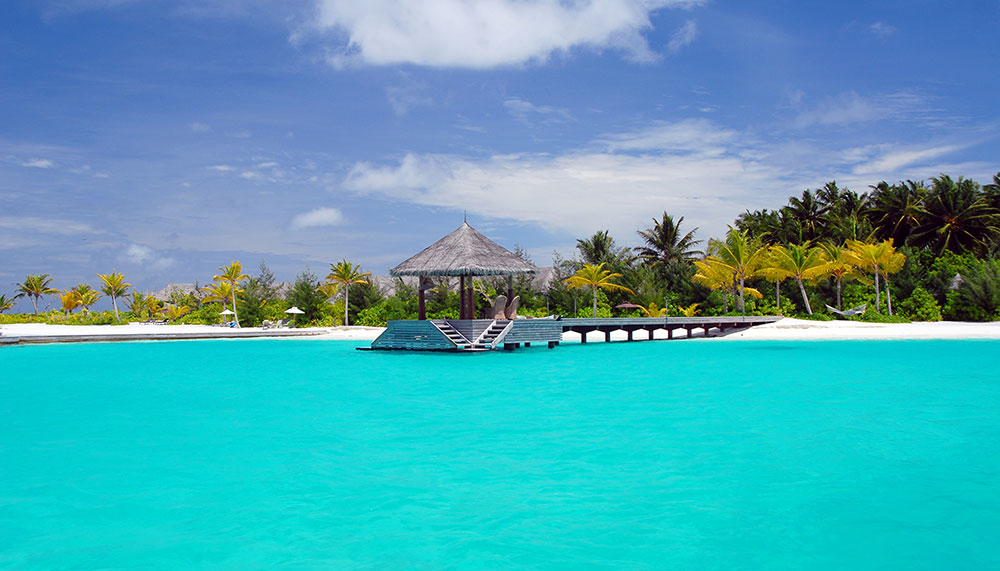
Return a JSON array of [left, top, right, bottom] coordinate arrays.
[[391, 222, 536, 319]]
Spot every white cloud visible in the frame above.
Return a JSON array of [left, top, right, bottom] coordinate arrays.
[[208, 164, 235, 172], [386, 75, 434, 115], [341, 119, 977, 242], [504, 98, 573, 125], [869, 22, 896, 39], [666, 19, 696, 54], [852, 144, 962, 175], [314, 0, 703, 68], [22, 158, 55, 168], [291, 207, 345, 229], [0, 216, 101, 235], [124, 244, 176, 270], [791, 91, 928, 129], [190, 122, 211, 132]]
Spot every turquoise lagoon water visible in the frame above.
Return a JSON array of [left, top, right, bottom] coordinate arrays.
[[2, 338, 999, 569]]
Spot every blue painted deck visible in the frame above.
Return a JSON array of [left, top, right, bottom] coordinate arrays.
[[366, 316, 782, 351]]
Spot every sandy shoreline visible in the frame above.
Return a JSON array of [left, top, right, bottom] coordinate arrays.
[[3, 318, 1000, 344]]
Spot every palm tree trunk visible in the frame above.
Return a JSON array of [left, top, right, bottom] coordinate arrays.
[[885, 275, 893, 316], [797, 277, 812, 314], [591, 285, 598, 318], [344, 284, 350, 326], [112, 295, 120, 323], [836, 277, 842, 311], [775, 281, 780, 306], [874, 266, 881, 313], [230, 288, 240, 327], [30, 295, 39, 315], [738, 276, 746, 314]]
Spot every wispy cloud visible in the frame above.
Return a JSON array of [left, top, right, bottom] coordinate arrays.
[[504, 98, 573, 126], [666, 20, 697, 55], [385, 76, 434, 116], [124, 244, 177, 270], [291, 207, 345, 229], [190, 122, 212, 132], [314, 0, 704, 68], [790, 91, 929, 129], [0, 216, 102, 235], [869, 22, 896, 39], [21, 158, 55, 168]]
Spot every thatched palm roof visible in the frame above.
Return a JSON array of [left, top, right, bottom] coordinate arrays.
[[391, 222, 537, 277]]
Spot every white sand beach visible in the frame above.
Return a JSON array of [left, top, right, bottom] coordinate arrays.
[[3, 319, 1000, 344]]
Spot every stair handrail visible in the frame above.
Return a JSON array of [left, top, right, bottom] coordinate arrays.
[[430, 319, 469, 347]]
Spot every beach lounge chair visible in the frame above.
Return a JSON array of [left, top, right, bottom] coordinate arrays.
[[505, 295, 520, 319], [490, 295, 508, 320], [826, 303, 866, 318]]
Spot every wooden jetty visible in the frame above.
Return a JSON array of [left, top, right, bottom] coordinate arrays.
[[366, 315, 781, 352]]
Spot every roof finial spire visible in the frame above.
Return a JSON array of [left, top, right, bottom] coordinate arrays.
[[464, 210, 467, 223]]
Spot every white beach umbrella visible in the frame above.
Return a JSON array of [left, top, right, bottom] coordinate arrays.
[[219, 309, 235, 316], [284, 306, 305, 315]]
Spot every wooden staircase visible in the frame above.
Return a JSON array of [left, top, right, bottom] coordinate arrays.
[[430, 319, 512, 351], [471, 319, 513, 350]]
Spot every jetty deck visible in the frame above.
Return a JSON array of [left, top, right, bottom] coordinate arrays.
[[367, 316, 782, 352]]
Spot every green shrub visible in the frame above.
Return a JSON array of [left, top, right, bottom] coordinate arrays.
[[897, 287, 942, 321]]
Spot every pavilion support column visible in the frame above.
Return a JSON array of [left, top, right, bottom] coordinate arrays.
[[459, 275, 467, 320], [467, 278, 475, 319], [507, 275, 514, 304], [418, 277, 428, 320]]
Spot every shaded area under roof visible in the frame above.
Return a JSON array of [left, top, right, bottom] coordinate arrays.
[[390, 222, 537, 277]]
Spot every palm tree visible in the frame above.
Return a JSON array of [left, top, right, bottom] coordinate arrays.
[[326, 260, 371, 326], [576, 230, 632, 269], [879, 245, 907, 317], [868, 180, 926, 245], [635, 212, 702, 265], [16, 274, 59, 315], [693, 257, 736, 313], [58, 289, 82, 315], [0, 293, 17, 313], [98, 271, 131, 323], [785, 189, 829, 242], [711, 228, 770, 314], [763, 242, 832, 315], [817, 242, 858, 311], [846, 239, 893, 313], [214, 262, 249, 327], [563, 262, 635, 317], [202, 282, 235, 311], [73, 284, 101, 314], [909, 175, 1000, 255]]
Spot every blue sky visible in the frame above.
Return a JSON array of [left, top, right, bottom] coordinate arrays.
[[2, 0, 999, 311]]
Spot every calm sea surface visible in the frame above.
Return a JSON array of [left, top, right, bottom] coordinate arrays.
[[2, 339, 999, 569]]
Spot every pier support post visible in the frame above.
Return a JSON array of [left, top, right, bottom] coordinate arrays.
[[627, 330, 633, 341], [604, 330, 611, 342], [580, 331, 587, 343], [667, 328, 673, 339], [548, 341, 558, 349]]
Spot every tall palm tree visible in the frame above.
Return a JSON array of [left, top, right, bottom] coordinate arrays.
[[817, 242, 858, 311], [846, 239, 893, 313], [15, 274, 59, 315], [868, 180, 927, 245], [785, 189, 829, 242], [635, 212, 702, 265], [0, 293, 16, 313], [98, 271, 131, 323], [576, 230, 632, 269], [563, 262, 635, 317], [214, 262, 249, 327], [711, 228, 770, 314], [202, 281, 235, 311], [910, 175, 1000, 255], [880, 246, 907, 317], [693, 257, 736, 313], [762, 242, 832, 315], [326, 260, 371, 326]]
